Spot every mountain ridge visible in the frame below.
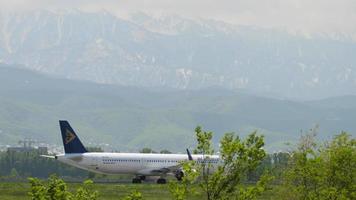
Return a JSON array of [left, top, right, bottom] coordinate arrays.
[[0, 10, 356, 100]]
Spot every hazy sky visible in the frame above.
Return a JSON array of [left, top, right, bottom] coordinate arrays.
[[1, 0, 355, 37]]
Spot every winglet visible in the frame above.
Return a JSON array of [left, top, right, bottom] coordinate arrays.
[[186, 148, 193, 160]]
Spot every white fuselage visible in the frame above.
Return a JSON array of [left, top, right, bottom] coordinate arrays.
[[56, 152, 220, 176]]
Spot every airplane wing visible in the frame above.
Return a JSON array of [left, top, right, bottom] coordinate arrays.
[[149, 168, 171, 174], [149, 164, 181, 174]]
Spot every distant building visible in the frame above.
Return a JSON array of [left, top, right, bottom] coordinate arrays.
[[7, 147, 31, 153], [7, 138, 48, 154], [38, 147, 48, 154], [7, 146, 48, 154]]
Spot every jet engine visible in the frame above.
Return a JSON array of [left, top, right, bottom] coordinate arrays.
[[175, 169, 184, 181]]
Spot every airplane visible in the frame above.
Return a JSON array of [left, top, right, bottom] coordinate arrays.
[[42, 120, 220, 184]]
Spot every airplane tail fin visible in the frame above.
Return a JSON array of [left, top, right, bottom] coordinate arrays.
[[59, 120, 87, 154]]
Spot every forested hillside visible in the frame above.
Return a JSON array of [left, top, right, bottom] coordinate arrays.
[[1, 64, 355, 151]]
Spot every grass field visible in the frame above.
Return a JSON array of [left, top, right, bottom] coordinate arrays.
[[0, 181, 202, 200], [0, 181, 277, 200]]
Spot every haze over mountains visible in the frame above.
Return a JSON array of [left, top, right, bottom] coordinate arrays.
[[1, 64, 355, 151], [0, 10, 355, 100], [0, 10, 355, 151]]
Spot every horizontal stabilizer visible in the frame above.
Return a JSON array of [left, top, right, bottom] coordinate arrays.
[[40, 155, 56, 159]]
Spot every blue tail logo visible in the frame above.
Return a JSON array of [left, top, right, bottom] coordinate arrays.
[[65, 129, 76, 144], [59, 120, 88, 154]]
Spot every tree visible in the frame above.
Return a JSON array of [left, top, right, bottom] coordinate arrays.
[[47, 175, 72, 200], [0, 150, 88, 178], [205, 131, 272, 200], [169, 161, 200, 200], [28, 175, 72, 200], [28, 177, 47, 200], [193, 126, 214, 199], [173, 126, 272, 200], [323, 132, 356, 199], [160, 149, 172, 154], [10, 168, 19, 178], [74, 180, 99, 200], [283, 131, 356, 200], [139, 148, 156, 154], [86, 147, 104, 152]]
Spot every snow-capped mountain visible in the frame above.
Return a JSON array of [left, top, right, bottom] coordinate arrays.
[[0, 10, 355, 100]]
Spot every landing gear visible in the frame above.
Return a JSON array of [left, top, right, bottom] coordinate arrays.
[[132, 175, 145, 183], [139, 175, 146, 181], [156, 178, 167, 184], [132, 177, 142, 184]]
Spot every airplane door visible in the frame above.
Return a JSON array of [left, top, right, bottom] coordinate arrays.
[[89, 157, 100, 170]]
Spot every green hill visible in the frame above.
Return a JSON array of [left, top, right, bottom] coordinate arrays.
[[0, 64, 355, 151]]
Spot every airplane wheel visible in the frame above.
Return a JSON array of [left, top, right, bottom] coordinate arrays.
[[132, 178, 142, 184], [156, 178, 167, 184], [139, 175, 146, 181]]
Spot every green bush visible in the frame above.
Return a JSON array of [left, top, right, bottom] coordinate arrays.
[[28, 175, 99, 200]]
